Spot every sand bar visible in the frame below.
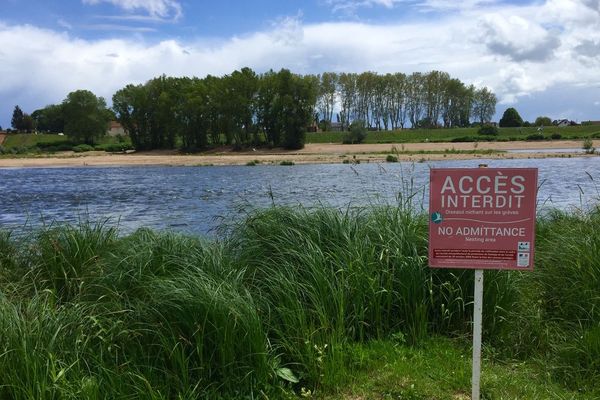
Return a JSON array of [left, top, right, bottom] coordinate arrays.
[[0, 140, 597, 168]]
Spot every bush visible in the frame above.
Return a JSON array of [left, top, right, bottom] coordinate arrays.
[[525, 133, 545, 141], [386, 154, 398, 162], [450, 136, 478, 142], [478, 124, 499, 135], [94, 143, 133, 152], [37, 140, 74, 150], [279, 160, 295, 166], [583, 138, 595, 154], [72, 144, 95, 152], [551, 133, 562, 140], [342, 120, 367, 144]]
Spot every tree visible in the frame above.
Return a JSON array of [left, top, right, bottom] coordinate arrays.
[[472, 87, 497, 125], [499, 107, 523, 127], [32, 104, 65, 133], [22, 114, 34, 133], [337, 73, 357, 131], [317, 72, 338, 130], [255, 69, 317, 149], [534, 116, 552, 126], [63, 90, 111, 144], [406, 72, 425, 128], [11, 106, 24, 131]]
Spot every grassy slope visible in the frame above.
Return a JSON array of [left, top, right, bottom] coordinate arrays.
[[306, 125, 600, 144], [1, 133, 132, 154], [2, 133, 72, 149]]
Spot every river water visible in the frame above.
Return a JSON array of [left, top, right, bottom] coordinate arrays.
[[1, 157, 598, 236]]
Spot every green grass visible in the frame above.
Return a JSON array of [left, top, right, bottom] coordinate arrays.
[[306, 125, 600, 144], [323, 337, 598, 400], [1, 206, 600, 398], [0, 133, 132, 155], [2, 133, 73, 149]]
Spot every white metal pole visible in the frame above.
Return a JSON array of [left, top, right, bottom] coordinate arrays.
[[472, 269, 484, 400]]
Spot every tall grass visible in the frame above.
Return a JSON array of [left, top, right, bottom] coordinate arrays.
[[0, 205, 599, 397]]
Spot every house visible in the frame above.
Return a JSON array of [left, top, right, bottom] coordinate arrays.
[[553, 119, 571, 127], [107, 121, 126, 137]]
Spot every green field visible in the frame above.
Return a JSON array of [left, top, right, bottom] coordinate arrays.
[[1, 206, 599, 398], [306, 125, 600, 144]]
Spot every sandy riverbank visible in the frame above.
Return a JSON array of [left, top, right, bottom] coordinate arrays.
[[0, 140, 597, 168]]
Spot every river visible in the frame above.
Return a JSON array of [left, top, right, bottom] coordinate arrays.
[[1, 157, 598, 236]]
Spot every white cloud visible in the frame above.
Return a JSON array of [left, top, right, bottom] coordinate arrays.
[[82, 0, 182, 20], [479, 14, 560, 62], [327, 0, 401, 13], [2, 0, 600, 125]]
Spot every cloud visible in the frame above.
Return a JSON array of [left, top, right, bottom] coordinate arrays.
[[326, 0, 401, 13], [57, 19, 73, 30], [574, 39, 600, 58], [479, 14, 560, 62], [2, 0, 600, 126], [82, 0, 182, 20]]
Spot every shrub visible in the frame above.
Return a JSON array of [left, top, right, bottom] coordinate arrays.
[[551, 133, 562, 140], [342, 120, 367, 144], [279, 160, 294, 166], [386, 154, 398, 162], [583, 138, 595, 154], [450, 136, 477, 142], [525, 133, 545, 141], [95, 143, 133, 152], [42, 144, 75, 152], [72, 144, 95, 152], [478, 124, 499, 135]]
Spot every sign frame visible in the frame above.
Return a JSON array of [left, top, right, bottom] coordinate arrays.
[[428, 167, 538, 271]]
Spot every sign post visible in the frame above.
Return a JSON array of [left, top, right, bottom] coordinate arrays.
[[428, 167, 538, 400]]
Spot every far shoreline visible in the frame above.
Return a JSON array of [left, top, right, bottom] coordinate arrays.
[[0, 140, 597, 168]]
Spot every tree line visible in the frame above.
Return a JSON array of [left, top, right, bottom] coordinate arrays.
[[317, 70, 496, 131], [12, 68, 497, 150]]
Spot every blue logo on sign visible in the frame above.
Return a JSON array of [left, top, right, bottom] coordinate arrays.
[[431, 212, 443, 224]]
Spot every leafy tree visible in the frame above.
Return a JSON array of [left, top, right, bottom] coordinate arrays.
[[22, 114, 34, 133], [255, 69, 317, 149], [406, 72, 425, 128], [63, 90, 111, 145], [32, 104, 65, 133], [389, 72, 408, 129], [534, 116, 552, 126], [472, 87, 497, 125], [317, 72, 338, 128], [11, 106, 24, 131], [337, 73, 357, 131], [499, 107, 523, 127]]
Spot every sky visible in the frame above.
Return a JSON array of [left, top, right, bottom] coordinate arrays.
[[1, 0, 599, 128]]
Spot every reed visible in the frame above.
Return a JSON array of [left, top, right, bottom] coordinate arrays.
[[0, 205, 598, 397]]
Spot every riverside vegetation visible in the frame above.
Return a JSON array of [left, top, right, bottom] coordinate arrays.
[[0, 205, 599, 398]]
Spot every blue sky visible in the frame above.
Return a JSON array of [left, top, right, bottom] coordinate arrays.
[[1, 0, 599, 128]]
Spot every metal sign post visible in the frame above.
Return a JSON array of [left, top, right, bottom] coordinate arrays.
[[472, 269, 483, 400]]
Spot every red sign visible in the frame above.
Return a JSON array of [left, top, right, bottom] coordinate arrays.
[[428, 168, 538, 270]]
